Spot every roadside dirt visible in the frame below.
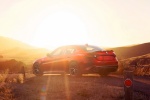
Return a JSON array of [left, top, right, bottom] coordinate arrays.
[[111, 74, 150, 97], [10, 74, 150, 100]]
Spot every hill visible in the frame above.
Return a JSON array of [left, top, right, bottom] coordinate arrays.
[[0, 36, 35, 51], [109, 42, 150, 59], [0, 36, 50, 66]]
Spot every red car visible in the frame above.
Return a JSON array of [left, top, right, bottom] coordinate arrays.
[[33, 45, 118, 76]]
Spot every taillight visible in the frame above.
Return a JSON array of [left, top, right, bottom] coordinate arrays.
[[104, 56, 115, 60], [96, 56, 103, 61], [96, 55, 115, 61]]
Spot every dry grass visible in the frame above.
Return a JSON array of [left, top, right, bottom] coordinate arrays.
[[0, 70, 26, 100], [0, 83, 14, 100], [116, 54, 150, 76]]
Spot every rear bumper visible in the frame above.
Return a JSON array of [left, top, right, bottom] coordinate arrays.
[[90, 65, 118, 73]]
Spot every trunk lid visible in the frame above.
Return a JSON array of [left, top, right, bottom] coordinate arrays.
[[87, 50, 117, 61]]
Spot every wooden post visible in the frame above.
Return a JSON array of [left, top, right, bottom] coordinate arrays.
[[22, 66, 26, 79], [124, 70, 133, 100]]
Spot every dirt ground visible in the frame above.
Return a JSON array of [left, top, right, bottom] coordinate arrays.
[[11, 75, 123, 100], [6, 74, 149, 100]]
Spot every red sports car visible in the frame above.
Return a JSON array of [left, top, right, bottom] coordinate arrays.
[[33, 45, 118, 76]]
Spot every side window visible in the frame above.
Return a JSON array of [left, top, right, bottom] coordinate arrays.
[[86, 47, 94, 51], [84, 45, 102, 52], [51, 48, 63, 56], [65, 48, 75, 54]]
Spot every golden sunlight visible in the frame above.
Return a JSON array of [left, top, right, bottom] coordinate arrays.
[[31, 11, 88, 49]]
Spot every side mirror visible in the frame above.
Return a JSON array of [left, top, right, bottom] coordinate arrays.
[[47, 53, 51, 57]]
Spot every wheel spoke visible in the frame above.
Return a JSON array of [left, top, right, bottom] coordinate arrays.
[[70, 68, 76, 75], [69, 62, 81, 77], [33, 63, 43, 76]]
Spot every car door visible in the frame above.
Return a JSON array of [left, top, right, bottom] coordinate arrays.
[[41, 47, 64, 71], [52, 47, 66, 71], [55, 46, 76, 72], [64, 47, 76, 66]]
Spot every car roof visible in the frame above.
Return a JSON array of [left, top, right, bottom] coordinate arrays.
[[57, 45, 103, 51], [59, 44, 98, 48]]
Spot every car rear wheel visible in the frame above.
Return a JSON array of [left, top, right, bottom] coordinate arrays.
[[33, 63, 43, 76], [99, 72, 109, 76], [61, 72, 67, 76], [69, 62, 82, 77]]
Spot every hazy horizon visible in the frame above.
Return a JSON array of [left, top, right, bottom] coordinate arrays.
[[0, 0, 150, 49], [1, 36, 149, 50]]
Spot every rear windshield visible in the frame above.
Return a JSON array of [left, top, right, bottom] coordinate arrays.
[[79, 45, 103, 52]]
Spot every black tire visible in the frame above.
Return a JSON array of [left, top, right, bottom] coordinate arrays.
[[69, 62, 82, 77], [33, 63, 43, 76], [61, 72, 67, 76]]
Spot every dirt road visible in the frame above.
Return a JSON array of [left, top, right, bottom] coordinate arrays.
[[11, 74, 149, 100]]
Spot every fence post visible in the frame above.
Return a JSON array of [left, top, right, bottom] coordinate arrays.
[[22, 66, 26, 79], [124, 70, 133, 100]]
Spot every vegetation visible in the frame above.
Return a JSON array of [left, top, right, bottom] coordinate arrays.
[[0, 59, 25, 73], [0, 70, 25, 100], [117, 54, 150, 76]]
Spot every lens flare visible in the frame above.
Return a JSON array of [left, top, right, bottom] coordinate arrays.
[[40, 85, 47, 100], [40, 75, 51, 100], [64, 75, 70, 100]]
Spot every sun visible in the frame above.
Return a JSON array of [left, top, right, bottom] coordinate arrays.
[[31, 11, 88, 49]]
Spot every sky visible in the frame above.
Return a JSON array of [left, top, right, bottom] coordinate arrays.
[[0, 0, 150, 49]]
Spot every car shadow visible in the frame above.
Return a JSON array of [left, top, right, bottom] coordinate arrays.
[[24, 74, 124, 87]]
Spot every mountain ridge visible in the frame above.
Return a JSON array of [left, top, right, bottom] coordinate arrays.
[[109, 42, 150, 59], [0, 36, 36, 50], [0, 36, 149, 60]]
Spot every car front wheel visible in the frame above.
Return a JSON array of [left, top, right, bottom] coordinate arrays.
[[33, 63, 43, 76]]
